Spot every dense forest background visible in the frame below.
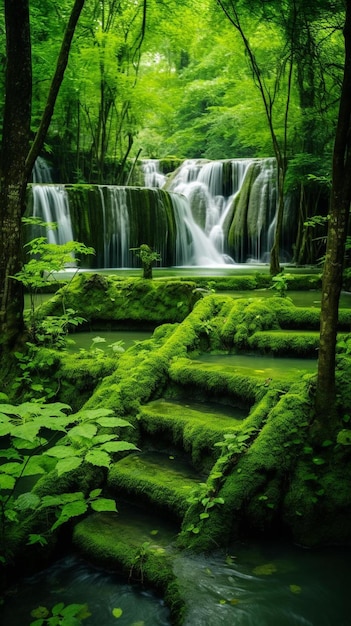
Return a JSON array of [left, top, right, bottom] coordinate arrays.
[[0, 0, 345, 186]]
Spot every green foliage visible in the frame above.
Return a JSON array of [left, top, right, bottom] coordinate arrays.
[[16, 218, 94, 345], [130, 244, 161, 279], [0, 400, 134, 563], [30, 601, 91, 626], [270, 272, 292, 297]]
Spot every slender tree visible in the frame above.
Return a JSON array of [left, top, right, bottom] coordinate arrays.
[[0, 0, 85, 351], [314, 0, 351, 437], [215, 0, 297, 275]]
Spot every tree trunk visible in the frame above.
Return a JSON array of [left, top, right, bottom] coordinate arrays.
[[0, 0, 32, 349], [314, 0, 351, 437]]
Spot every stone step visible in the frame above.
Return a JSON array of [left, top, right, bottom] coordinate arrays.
[[138, 398, 247, 470], [108, 450, 202, 520], [73, 500, 180, 601]]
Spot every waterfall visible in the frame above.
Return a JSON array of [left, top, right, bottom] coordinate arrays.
[[170, 193, 225, 266], [32, 156, 53, 183], [166, 159, 254, 264], [26, 157, 295, 268], [31, 185, 74, 246], [99, 186, 130, 268], [142, 159, 166, 188]]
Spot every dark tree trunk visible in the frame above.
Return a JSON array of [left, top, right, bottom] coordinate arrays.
[[0, 0, 32, 349], [314, 0, 351, 437]]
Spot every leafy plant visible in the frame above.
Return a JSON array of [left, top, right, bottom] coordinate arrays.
[[270, 272, 292, 297], [14, 217, 94, 344], [30, 601, 90, 626], [0, 401, 137, 563], [130, 244, 161, 279]]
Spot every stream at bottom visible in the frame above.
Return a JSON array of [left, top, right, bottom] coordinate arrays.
[[1, 541, 349, 626]]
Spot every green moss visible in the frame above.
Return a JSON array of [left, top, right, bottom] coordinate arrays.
[[73, 512, 185, 624], [39, 275, 200, 324], [169, 358, 266, 405], [248, 330, 320, 356], [108, 452, 199, 519], [138, 399, 248, 470]]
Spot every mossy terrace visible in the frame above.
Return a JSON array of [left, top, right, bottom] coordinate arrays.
[[5, 272, 351, 624]]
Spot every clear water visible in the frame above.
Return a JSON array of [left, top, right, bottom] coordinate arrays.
[[192, 353, 318, 377], [176, 541, 350, 626], [0, 554, 170, 626], [2, 542, 349, 626], [67, 329, 153, 352]]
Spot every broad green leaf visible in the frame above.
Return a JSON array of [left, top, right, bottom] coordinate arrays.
[[27, 534, 48, 546], [68, 423, 97, 440], [12, 437, 42, 450], [199, 512, 210, 519], [5, 508, 18, 522], [90, 498, 117, 512], [0, 422, 13, 436], [0, 474, 16, 490], [0, 404, 20, 416], [89, 488, 102, 498], [51, 500, 88, 531], [41, 492, 84, 508], [92, 434, 116, 444], [14, 492, 41, 511], [12, 422, 41, 442], [45, 445, 77, 459], [0, 462, 22, 476], [112, 607, 123, 618], [85, 449, 111, 468], [77, 408, 114, 421], [52, 602, 65, 615], [56, 456, 83, 476], [0, 448, 21, 460], [101, 441, 139, 453]]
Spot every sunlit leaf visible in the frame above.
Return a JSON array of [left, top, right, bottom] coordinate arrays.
[[112, 607, 123, 618], [90, 498, 117, 512], [100, 441, 138, 453], [56, 456, 83, 476], [85, 449, 111, 468], [0, 474, 16, 490], [68, 423, 97, 440]]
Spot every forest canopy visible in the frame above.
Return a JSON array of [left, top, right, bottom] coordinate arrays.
[[0, 0, 346, 183]]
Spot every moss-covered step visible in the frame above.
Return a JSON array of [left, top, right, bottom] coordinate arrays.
[[169, 357, 269, 406], [73, 502, 185, 623], [248, 330, 320, 356], [138, 399, 248, 471], [108, 451, 202, 520]]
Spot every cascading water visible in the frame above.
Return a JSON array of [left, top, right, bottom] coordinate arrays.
[[99, 186, 130, 268], [165, 158, 256, 264], [31, 185, 74, 246], [28, 156, 292, 268], [142, 159, 166, 188]]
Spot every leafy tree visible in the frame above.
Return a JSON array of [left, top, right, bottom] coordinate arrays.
[[314, 0, 351, 438], [215, 0, 301, 275]]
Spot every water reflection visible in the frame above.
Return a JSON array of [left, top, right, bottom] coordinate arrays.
[[176, 541, 350, 626]]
